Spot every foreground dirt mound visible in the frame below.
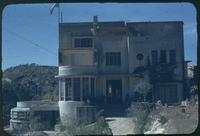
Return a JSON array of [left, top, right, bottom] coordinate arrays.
[[106, 117, 135, 135], [144, 103, 198, 134]]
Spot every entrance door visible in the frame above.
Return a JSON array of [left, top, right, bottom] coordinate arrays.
[[106, 80, 122, 104]]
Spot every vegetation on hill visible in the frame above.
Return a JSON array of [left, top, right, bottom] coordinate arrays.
[[3, 63, 59, 126]]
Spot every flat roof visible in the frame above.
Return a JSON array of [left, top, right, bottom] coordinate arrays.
[[60, 21, 125, 28], [60, 20, 183, 26], [126, 21, 183, 24]]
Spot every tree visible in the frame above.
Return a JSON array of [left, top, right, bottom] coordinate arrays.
[[135, 80, 152, 102], [2, 81, 17, 126]]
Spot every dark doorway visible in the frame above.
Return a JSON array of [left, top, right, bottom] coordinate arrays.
[[106, 80, 122, 104]]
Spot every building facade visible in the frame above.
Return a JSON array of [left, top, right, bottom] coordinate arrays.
[[10, 101, 59, 131], [56, 16, 185, 105]]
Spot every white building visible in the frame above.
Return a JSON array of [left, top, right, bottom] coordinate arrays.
[[56, 16, 185, 116]]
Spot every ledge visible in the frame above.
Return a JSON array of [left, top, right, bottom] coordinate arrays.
[[58, 65, 97, 76]]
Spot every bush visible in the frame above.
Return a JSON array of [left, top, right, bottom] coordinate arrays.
[[127, 102, 151, 134], [58, 116, 112, 135], [134, 80, 152, 102]]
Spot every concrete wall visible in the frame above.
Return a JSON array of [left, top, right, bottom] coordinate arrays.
[[59, 22, 129, 74], [59, 23, 92, 50], [58, 21, 185, 103], [59, 21, 184, 80], [97, 35, 129, 74], [61, 50, 95, 66], [127, 22, 184, 81], [10, 101, 59, 131], [59, 101, 84, 123]]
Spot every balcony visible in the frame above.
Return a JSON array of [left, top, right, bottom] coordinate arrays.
[[58, 65, 97, 76]]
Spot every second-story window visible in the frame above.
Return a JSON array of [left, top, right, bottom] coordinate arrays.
[[160, 50, 167, 63], [106, 52, 121, 66], [151, 50, 158, 65], [169, 50, 176, 64], [74, 38, 93, 48]]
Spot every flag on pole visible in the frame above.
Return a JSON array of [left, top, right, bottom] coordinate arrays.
[[50, 3, 59, 14]]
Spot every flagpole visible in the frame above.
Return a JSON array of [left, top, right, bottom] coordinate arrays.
[[58, 3, 60, 24], [50, 3, 61, 65], [58, 3, 60, 66]]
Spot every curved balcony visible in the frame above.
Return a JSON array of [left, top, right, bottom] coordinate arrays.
[[58, 65, 97, 76]]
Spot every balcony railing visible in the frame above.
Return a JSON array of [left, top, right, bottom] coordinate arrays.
[[58, 65, 97, 76]]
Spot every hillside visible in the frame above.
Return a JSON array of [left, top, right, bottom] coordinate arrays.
[[3, 63, 59, 126]]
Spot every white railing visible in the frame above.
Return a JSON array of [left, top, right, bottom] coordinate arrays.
[[59, 65, 97, 76]]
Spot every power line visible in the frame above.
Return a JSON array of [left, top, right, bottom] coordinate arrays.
[[3, 27, 57, 56]]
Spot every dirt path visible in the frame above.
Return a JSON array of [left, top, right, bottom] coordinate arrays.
[[106, 117, 135, 135]]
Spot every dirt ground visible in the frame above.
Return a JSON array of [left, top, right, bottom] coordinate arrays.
[[106, 117, 135, 135], [105, 101, 198, 135], [144, 102, 198, 134]]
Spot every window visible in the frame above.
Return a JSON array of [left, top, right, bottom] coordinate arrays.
[[65, 78, 72, 100], [169, 50, 176, 64], [136, 53, 144, 61], [74, 38, 93, 48], [83, 78, 89, 99], [106, 52, 121, 66], [91, 78, 95, 97], [151, 50, 158, 65], [160, 50, 167, 63], [73, 78, 80, 101]]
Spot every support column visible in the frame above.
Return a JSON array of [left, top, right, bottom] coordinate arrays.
[[63, 79, 66, 101], [59, 79, 61, 101], [80, 77, 83, 101], [71, 78, 74, 100], [89, 77, 91, 97], [104, 77, 107, 104], [94, 77, 96, 97]]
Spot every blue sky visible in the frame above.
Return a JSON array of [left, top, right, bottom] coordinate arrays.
[[2, 2, 197, 70]]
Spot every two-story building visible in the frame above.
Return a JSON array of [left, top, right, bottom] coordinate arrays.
[[56, 16, 185, 105]]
